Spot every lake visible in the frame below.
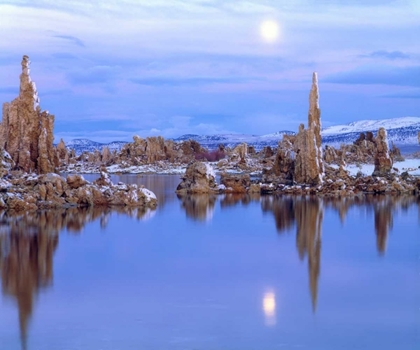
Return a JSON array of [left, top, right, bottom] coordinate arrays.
[[0, 174, 419, 350]]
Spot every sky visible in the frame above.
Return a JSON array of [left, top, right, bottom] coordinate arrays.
[[0, 0, 419, 143]]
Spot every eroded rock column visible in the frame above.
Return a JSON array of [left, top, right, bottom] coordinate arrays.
[[1, 55, 55, 173], [372, 127, 392, 177], [293, 72, 324, 185]]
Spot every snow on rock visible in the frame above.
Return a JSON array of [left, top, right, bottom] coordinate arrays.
[[0, 172, 158, 211], [176, 161, 219, 194], [139, 188, 157, 202]]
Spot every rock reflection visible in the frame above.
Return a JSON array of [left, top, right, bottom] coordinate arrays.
[[220, 193, 260, 208], [261, 196, 295, 232], [0, 224, 57, 350], [260, 194, 419, 312], [0, 206, 154, 350], [373, 198, 393, 255], [178, 194, 217, 221], [295, 198, 322, 313], [262, 196, 322, 312]]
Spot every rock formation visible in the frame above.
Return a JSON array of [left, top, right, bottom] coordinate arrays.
[[0, 55, 55, 174], [176, 162, 219, 194], [231, 143, 248, 163], [220, 173, 251, 193], [389, 141, 404, 162], [268, 138, 295, 182], [113, 136, 206, 167], [293, 73, 324, 185], [372, 127, 392, 177], [0, 172, 157, 211]]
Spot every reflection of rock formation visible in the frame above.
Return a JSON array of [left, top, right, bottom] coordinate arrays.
[[372, 197, 393, 255], [295, 198, 322, 313], [0, 221, 58, 350], [220, 193, 260, 208], [261, 196, 322, 312], [261, 196, 295, 232], [178, 194, 217, 221], [325, 195, 408, 255], [0, 206, 154, 349]]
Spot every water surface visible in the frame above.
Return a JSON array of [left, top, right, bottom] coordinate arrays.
[[0, 175, 419, 350]]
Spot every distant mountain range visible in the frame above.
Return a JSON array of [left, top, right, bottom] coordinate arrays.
[[322, 117, 420, 146], [65, 139, 127, 155], [62, 117, 420, 155]]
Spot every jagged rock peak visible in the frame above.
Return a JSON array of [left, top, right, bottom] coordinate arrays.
[[309, 72, 320, 120], [293, 72, 324, 185], [0, 55, 55, 174], [20, 55, 40, 111]]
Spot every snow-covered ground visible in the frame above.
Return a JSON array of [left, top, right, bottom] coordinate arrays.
[[345, 159, 420, 177], [322, 116, 420, 135]]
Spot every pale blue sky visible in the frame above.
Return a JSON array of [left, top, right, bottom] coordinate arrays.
[[0, 0, 419, 142]]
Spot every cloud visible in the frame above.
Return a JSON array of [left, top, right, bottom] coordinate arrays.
[[361, 50, 410, 60], [53, 34, 85, 48], [324, 65, 420, 87]]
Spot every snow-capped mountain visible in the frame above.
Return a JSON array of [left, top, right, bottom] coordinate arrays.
[[173, 131, 296, 150], [321, 117, 420, 146], [61, 117, 420, 155], [65, 139, 127, 155]]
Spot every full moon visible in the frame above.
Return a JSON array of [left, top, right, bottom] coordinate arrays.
[[260, 20, 280, 42]]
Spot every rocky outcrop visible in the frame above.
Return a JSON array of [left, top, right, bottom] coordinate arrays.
[[55, 138, 70, 167], [114, 136, 206, 168], [220, 173, 251, 193], [0, 172, 157, 211], [263, 73, 324, 186], [268, 138, 295, 182], [176, 162, 219, 194], [294, 73, 324, 185], [372, 127, 392, 177], [389, 141, 404, 162], [231, 143, 247, 162], [322, 129, 404, 167], [0, 55, 55, 174]]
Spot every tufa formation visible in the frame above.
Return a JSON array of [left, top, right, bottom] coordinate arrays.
[[0, 55, 55, 174], [294, 72, 324, 185]]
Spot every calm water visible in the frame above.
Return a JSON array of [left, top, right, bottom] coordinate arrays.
[[0, 174, 419, 350]]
